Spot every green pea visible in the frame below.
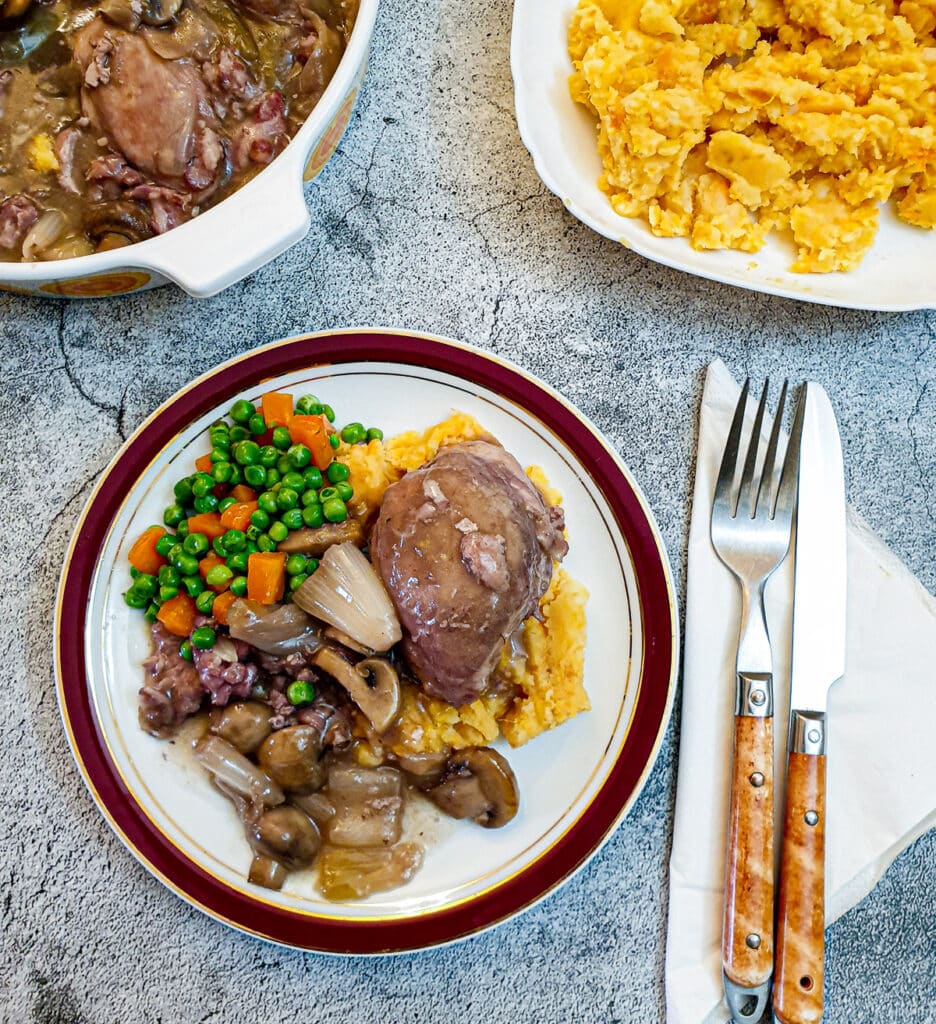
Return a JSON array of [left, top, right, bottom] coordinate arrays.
[[281, 471, 305, 492], [209, 447, 229, 464], [176, 519, 189, 539], [182, 574, 205, 597], [286, 679, 315, 705], [229, 425, 250, 442], [248, 412, 267, 436], [134, 573, 158, 599], [318, 486, 338, 503], [265, 467, 281, 488], [159, 584, 179, 602], [269, 521, 288, 543], [167, 543, 184, 565], [276, 454, 292, 475], [193, 494, 219, 514], [301, 488, 321, 508], [191, 626, 217, 650], [245, 524, 262, 543], [233, 440, 261, 466], [328, 434, 340, 449], [212, 461, 234, 483], [226, 551, 249, 573], [230, 399, 255, 424], [326, 461, 350, 483], [259, 445, 279, 467], [163, 503, 185, 528], [287, 443, 311, 469], [212, 535, 228, 557], [285, 554, 308, 576], [257, 533, 277, 553], [144, 602, 160, 623], [244, 464, 267, 488], [230, 575, 248, 597], [322, 404, 335, 423], [302, 504, 324, 528], [251, 508, 271, 530], [159, 565, 181, 588], [196, 590, 216, 615], [340, 422, 366, 445], [130, 566, 141, 579], [257, 491, 279, 516], [191, 473, 215, 499], [289, 573, 309, 592], [173, 478, 194, 504], [335, 482, 353, 502], [245, 541, 259, 555], [205, 564, 233, 588], [276, 488, 299, 511], [302, 466, 323, 490], [154, 534, 175, 559], [222, 529, 246, 553], [173, 552, 200, 578], [179, 639, 194, 661], [366, 428, 384, 442], [323, 497, 347, 523], [228, 465, 243, 487], [183, 532, 209, 557], [295, 395, 321, 415], [307, 558, 319, 574], [272, 426, 292, 451], [208, 428, 230, 451], [218, 496, 237, 513], [281, 508, 304, 531], [123, 585, 149, 609]]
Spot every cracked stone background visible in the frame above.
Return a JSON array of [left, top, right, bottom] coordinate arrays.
[[1, 0, 935, 1021]]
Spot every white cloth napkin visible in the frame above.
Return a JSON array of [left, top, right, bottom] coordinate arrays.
[[665, 360, 936, 1024]]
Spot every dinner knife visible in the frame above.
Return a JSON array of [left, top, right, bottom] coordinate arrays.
[[773, 383, 847, 1024]]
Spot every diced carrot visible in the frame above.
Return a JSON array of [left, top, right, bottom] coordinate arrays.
[[262, 391, 294, 428], [128, 525, 167, 576], [247, 551, 286, 604], [157, 594, 196, 637], [195, 454, 213, 474], [187, 512, 226, 540], [230, 484, 257, 503], [199, 551, 225, 588], [289, 414, 332, 470], [220, 500, 259, 532], [212, 590, 238, 626]]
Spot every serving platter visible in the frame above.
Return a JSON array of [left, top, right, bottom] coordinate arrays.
[[56, 328, 678, 953], [511, 0, 936, 312]]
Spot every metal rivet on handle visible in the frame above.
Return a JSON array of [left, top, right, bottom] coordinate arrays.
[[750, 690, 766, 707], [805, 810, 819, 826], [745, 933, 761, 949], [749, 772, 765, 787], [807, 728, 821, 743]]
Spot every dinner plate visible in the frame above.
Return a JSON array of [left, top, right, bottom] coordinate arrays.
[[511, 0, 936, 312], [56, 328, 678, 954]]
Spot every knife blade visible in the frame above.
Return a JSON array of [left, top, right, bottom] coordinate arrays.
[[773, 382, 847, 1024]]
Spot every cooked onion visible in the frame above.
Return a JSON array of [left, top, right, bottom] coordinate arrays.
[[194, 735, 284, 808], [318, 843, 423, 901], [292, 543, 401, 652], [325, 763, 403, 848], [22, 210, 65, 261], [226, 599, 321, 655]]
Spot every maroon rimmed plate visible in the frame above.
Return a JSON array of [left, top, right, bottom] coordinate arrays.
[[56, 328, 678, 953]]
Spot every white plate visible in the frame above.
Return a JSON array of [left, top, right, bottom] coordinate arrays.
[[511, 0, 936, 311]]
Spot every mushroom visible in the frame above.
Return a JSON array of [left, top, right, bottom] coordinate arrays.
[[426, 747, 519, 828], [311, 647, 400, 734], [140, 0, 183, 25], [323, 626, 374, 657], [250, 805, 321, 870], [256, 725, 326, 794], [84, 201, 150, 251], [99, 0, 142, 32], [247, 854, 288, 891], [276, 519, 364, 555], [210, 701, 273, 755]]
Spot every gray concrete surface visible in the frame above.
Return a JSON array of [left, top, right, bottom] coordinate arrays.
[[1, 0, 934, 1021]]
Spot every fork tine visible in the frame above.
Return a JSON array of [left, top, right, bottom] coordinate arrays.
[[774, 384, 806, 519], [757, 379, 788, 516], [714, 378, 750, 511], [737, 379, 769, 518]]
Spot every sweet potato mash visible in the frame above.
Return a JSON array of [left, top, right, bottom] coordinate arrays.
[[568, 0, 936, 272]]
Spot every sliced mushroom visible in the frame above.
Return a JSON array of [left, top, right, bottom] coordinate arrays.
[[427, 747, 519, 828], [99, 0, 142, 32], [311, 647, 400, 734], [84, 201, 150, 250], [248, 854, 288, 891], [323, 626, 373, 657], [141, 0, 183, 26], [276, 519, 364, 555], [210, 701, 273, 754], [250, 805, 321, 870], [257, 725, 326, 794]]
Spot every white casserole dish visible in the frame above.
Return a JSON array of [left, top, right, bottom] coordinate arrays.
[[0, 0, 378, 299]]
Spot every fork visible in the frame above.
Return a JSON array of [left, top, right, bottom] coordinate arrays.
[[711, 379, 804, 1024]]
